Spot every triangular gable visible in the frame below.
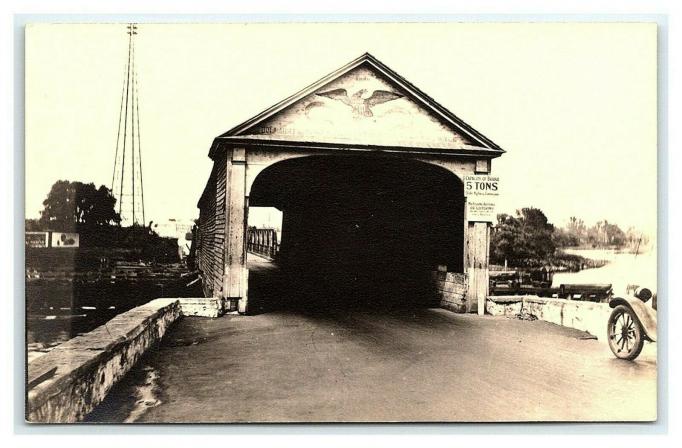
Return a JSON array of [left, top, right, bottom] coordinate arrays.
[[215, 53, 504, 155]]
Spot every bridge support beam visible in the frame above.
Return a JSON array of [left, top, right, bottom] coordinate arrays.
[[223, 147, 249, 314], [466, 221, 490, 315]]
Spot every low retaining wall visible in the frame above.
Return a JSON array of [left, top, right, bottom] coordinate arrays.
[[486, 295, 611, 340], [178, 296, 223, 318], [431, 270, 468, 313], [27, 297, 222, 423]]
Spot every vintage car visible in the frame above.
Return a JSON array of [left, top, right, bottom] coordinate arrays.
[[607, 287, 657, 360]]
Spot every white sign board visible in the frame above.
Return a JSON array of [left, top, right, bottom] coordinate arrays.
[[464, 175, 500, 222], [50, 232, 80, 248], [25, 231, 49, 248]]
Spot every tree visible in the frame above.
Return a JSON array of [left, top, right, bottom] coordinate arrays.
[[566, 216, 587, 242], [518, 207, 556, 261], [603, 222, 626, 246], [490, 213, 522, 264], [584, 220, 626, 247], [625, 226, 648, 248], [39, 180, 121, 231], [553, 227, 579, 247], [490, 207, 556, 267], [25, 218, 42, 231]]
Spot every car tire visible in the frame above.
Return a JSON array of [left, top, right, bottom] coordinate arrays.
[[607, 305, 645, 360]]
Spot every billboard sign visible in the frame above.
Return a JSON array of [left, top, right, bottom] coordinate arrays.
[[25, 231, 49, 248], [50, 232, 80, 248]]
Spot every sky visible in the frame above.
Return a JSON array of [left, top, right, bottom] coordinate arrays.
[[25, 22, 657, 237]]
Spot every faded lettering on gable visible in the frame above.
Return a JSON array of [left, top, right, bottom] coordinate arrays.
[[241, 66, 474, 149]]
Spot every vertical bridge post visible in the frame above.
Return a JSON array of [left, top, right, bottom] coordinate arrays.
[[223, 147, 249, 314], [466, 221, 491, 315]]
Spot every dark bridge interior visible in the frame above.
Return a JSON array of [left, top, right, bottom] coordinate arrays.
[[248, 155, 464, 313]]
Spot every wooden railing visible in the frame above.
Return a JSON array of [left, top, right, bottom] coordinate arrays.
[[247, 227, 280, 260]]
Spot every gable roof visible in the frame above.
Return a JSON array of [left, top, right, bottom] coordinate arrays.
[[210, 52, 504, 158]]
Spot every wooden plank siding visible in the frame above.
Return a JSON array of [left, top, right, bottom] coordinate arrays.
[[196, 154, 227, 298]]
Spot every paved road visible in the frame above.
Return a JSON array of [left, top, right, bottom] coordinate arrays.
[[89, 307, 656, 423]]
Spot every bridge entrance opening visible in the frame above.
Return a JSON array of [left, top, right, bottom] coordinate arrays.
[[247, 155, 464, 313]]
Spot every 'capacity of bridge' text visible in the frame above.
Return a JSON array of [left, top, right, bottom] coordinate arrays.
[[464, 175, 500, 196]]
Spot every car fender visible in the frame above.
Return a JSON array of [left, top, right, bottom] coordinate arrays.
[[609, 296, 657, 342]]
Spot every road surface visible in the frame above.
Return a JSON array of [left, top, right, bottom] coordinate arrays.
[[88, 306, 657, 423]]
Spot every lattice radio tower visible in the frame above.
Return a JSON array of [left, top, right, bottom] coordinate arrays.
[[111, 23, 145, 227]]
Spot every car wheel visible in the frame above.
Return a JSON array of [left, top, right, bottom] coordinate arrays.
[[607, 305, 645, 360]]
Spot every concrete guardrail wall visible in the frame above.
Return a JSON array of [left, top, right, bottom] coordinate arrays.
[[486, 295, 611, 341], [26, 297, 222, 423]]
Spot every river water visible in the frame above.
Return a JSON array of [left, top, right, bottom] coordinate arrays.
[[26, 276, 202, 363], [552, 248, 657, 297]]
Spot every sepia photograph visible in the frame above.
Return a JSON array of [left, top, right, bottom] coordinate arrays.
[[23, 22, 658, 424]]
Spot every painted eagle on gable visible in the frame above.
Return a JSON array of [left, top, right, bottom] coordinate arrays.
[[315, 88, 403, 117]]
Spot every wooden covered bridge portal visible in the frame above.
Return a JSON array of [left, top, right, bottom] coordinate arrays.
[[196, 53, 505, 315]]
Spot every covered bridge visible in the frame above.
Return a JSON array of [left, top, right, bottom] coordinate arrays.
[[195, 53, 505, 315]]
